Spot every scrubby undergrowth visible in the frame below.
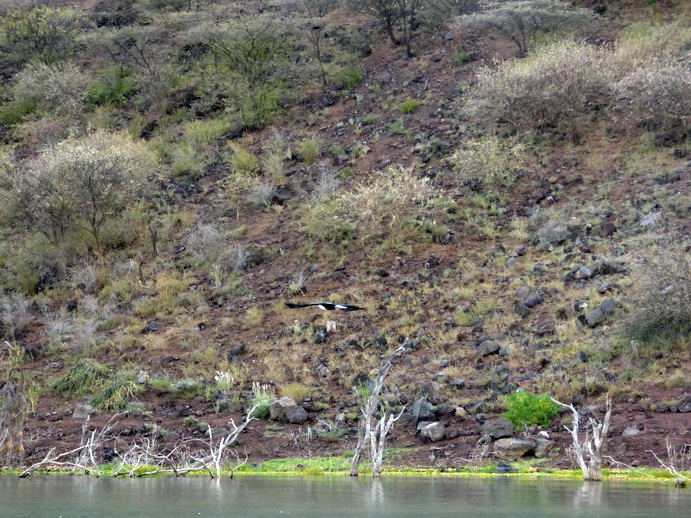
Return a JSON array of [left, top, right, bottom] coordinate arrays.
[[0, 0, 689, 473]]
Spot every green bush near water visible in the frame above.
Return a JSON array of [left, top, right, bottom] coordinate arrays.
[[504, 390, 559, 428]]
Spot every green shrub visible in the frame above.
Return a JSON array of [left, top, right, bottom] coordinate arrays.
[[11, 62, 90, 117], [184, 117, 235, 148], [249, 382, 276, 418], [280, 383, 311, 403], [453, 135, 527, 188], [398, 98, 421, 114], [148, 376, 173, 394], [228, 143, 259, 174], [470, 41, 607, 134], [298, 139, 321, 165], [51, 358, 111, 397], [92, 376, 140, 411], [86, 67, 137, 106], [454, 49, 471, 65], [504, 390, 559, 428], [624, 246, 690, 347], [387, 117, 406, 135], [334, 67, 363, 90], [171, 378, 201, 397], [0, 100, 36, 125]]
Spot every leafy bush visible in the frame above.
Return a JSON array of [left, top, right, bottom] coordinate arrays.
[[51, 358, 111, 397], [148, 376, 173, 394], [11, 63, 90, 117], [334, 67, 363, 90], [454, 49, 471, 65], [86, 66, 137, 106], [170, 378, 202, 397], [612, 63, 691, 131], [249, 382, 276, 418], [469, 41, 607, 134], [228, 143, 259, 174], [453, 136, 527, 188], [280, 383, 311, 403], [2, 131, 155, 250], [0, 293, 32, 339], [457, 0, 596, 55], [298, 139, 321, 165], [1, 6, 86, 64], [504, 390, 558, 428], [399, 98, 421, 114], [91, 376, 140, 411], [624, 246, 691, 347]]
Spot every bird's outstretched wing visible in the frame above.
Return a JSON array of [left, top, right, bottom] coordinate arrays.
[[286, 302, 365, 311]]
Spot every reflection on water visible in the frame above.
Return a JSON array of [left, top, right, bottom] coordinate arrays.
[[1, 475, 689, 518]]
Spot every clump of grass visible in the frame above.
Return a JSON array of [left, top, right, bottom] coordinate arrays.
[[398, 98, 421, 114], [504, 390, 559, 428], [228, 143, 259, 174], [298, 139, 321, 165], [92, 376, 140, 411], [170, 378, 202, 397], [250, 382, 276, 418], [387, 117, 406, 135], [51, 358, 111, 397], [454, 49, 471, 65], [453, 135, 527, 189], [148, 376, 173, 394], [334, 67, 363, 90], [280, 383, 311, 403]]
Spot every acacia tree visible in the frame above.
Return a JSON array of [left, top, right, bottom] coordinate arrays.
[[1, 132, 155, 253], [1, 6, 85, 64], [457, 0, 596, 56]]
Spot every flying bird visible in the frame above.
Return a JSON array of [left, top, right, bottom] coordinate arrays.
[[286, 302, 364, 312]]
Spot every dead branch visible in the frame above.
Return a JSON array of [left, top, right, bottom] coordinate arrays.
[[551, 395, 612, 481]]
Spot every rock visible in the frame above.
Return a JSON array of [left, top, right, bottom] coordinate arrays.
[[515, 303, 531, 317], [639, 211, 662, 228], [678, 397, 691, 413], [136, 370, 149, 385], [269, 396, 297, 423], [285, 404, 308, 424], [72, 403, 97, 420], [315, 330, 328, 343], [597, 282, 611, 294], [477, 340, 500, 357], [515, 286, 531, 300], [421, 381, 441, 404], [66, 299, 78, 312], [578, 351, 589, 363], [455, 407, 467, 419], [481, 417, 514, 439], [585, 308, 605, 327], [534, 438, 554, 458], [410, 397, 436, 423], [622, 425, 643, 438], [102, 446, 118, 463], [443, 31, 454, 40], [598, 220, 617, 237], [420, 422, 446, 442], [494, 438, 537, 461], [600, 297, 617, 316], [523, 292, 543, 308], [143, 320, 160, 333], [161, 431, 182, 443], [494, 460, 516, 474], [575, 266, 593, 279], [452, 378, 465, 389], [538, 223, 575, 248], [316, 364, 330, 377]]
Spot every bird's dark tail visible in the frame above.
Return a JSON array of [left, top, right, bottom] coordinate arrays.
[[286, 303, 310, 309]]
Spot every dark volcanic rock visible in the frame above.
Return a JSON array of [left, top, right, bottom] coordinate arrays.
[[481, 417, 514, 439], [477, 340, 500, 357]]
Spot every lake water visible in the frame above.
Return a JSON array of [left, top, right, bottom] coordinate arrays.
[[1, 476, 688, 518]]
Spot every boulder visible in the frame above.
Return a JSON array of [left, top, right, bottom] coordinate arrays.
[[523, 292, 543, 308], [477, 340, 500, 357], [285, 404, 308, 424], [639, 211, 662, 228], [494, 461, 517, 474], [494, 438, 537, 461], [269, 396, 297, 423], [534, 438, 554, 458], [601, 297, 617, 316], [316, 363, 330, 377], [410, 397, 436, 424], [585, 308, 605, 327], [481, 417, 514, 439], [678, 397, 691, 413], [73, 403, 97, 420], [622, 425, 643, 438], [421, 381, 441, 404], [420, 422, 446, 442]]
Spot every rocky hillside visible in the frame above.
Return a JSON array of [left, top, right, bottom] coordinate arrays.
[[0, 0, 689, 472]]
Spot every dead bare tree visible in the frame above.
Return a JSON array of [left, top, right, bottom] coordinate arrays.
[[551, 395, 612, 481], [0, 367, 28, 466], [20, 414, 121, 478], [648, 437, 690, 488], [350, 343, 408, 477]]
